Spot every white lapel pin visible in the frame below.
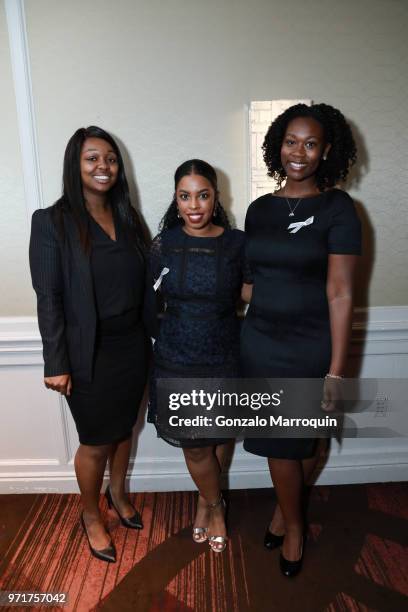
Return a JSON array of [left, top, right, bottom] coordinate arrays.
[[153, 267, 169, 291], [287, 216, 314, 234]]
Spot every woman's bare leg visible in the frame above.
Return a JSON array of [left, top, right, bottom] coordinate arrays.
[[268, 441, 324, 535], [108, 436, 136, 518], [215, 440, 232, 472], [74, 443, 111, 549], [268, 458, 303, 561], [183, 445, 227, 549]]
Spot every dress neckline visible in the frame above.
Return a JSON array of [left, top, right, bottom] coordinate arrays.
[[88, 209, 118, 243], [268, 189, 337, 201], [179, 225, 226, 239]]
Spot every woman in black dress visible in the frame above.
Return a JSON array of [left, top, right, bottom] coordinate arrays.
[[148, 160, 249, 552], [29, 126, 149, 563], [241, 104, 361, 576]]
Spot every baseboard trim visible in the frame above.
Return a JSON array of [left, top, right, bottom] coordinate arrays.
[[1, 450, 407, 493]]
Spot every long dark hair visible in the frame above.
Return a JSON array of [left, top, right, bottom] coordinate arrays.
[[51, 126, 145, 252], [159, 159, 231, 231], [262, 103, 357, 191]]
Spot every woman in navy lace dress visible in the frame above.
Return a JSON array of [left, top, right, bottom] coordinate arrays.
[[148, 160, 250, 553]]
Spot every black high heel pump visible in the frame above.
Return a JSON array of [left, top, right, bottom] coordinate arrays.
[[264, 529, 285, 550], [279, 536, 304, 577], [105, 485, 143, 530], [80, 513, 116, 563]]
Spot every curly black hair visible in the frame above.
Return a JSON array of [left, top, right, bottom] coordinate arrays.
[[262, 103, 357, 191], [159, 159, 231, 231]]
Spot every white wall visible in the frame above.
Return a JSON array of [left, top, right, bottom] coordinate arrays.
[[0, 1, 35, 315], [22, 0, 408, 307]]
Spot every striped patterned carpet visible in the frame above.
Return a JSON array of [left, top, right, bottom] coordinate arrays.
[[0, 484, 407, 611]]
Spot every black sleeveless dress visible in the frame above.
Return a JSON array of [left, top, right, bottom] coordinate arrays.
[[241, 189, 361, 459]]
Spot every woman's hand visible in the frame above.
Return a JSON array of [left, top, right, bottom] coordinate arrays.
[[321, 376, 343, 413], [44, 374, 72, 396], [241, 283, 253, 303]]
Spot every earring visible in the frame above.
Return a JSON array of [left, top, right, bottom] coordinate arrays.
[[213, 202, 218, 217], [322, 155, 327, 161], [177, 208, 181, 218]]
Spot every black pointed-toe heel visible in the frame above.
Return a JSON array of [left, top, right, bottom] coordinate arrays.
[[105, 485, 143, 530], [264, 529, 285, 550], [279, 538, 303, 577], [80, 513, 116, 563]]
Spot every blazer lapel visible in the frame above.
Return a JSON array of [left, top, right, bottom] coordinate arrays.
[[63, 212, 96, 309]]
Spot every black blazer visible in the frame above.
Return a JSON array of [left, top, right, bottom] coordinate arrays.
[[30, 205, 99, 382]]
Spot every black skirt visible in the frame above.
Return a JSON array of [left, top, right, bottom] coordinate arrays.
[[241, 314, 326, 460], [66, 309, 149, 445]]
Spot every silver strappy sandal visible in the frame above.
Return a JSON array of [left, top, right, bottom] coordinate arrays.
[[207, 495, 227, 553], [192, 494, 209, 543], [193, 526, 209, 543]]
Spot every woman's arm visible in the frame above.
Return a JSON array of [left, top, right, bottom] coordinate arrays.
[[143, 234, 165, 341], [326, 253, 359, 376], [241, 283, 253, 304], [29, 209, 72, 394]]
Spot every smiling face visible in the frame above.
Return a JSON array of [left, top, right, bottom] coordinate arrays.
[[80, 137, 119, 200], [176, 173, 217, 235], [280, 116, 331, 187]]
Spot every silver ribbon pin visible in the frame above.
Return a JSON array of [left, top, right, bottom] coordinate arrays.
[[287, 216, 314, 234], [153, 267, 169, 291]]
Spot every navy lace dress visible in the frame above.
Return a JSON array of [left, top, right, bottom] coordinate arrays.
[[148, 225, 247, 447]]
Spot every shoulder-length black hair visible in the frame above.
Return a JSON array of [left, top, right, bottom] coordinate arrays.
[[262, 103, 357, 192], [52, 125, 145, 252], [159, 159, 231, 231]]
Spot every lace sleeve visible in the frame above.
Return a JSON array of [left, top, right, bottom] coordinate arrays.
[[243, 253, 254, 284], [243, 208, 254, 284], [143, 233, 164, 340], [149, 233, 164, 282]]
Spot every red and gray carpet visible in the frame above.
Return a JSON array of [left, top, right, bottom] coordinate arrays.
[[0, 484, 407, 611]]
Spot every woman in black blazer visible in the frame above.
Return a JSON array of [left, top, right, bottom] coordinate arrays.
[[29, 126, 149, 563]]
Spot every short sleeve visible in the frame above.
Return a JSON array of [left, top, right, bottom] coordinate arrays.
[[144, 233, 165, 339], [243, 205, 254, 283], [149, 233, 164, 280], [243, 248, 254, 284], [327, 192, 362, 255]]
